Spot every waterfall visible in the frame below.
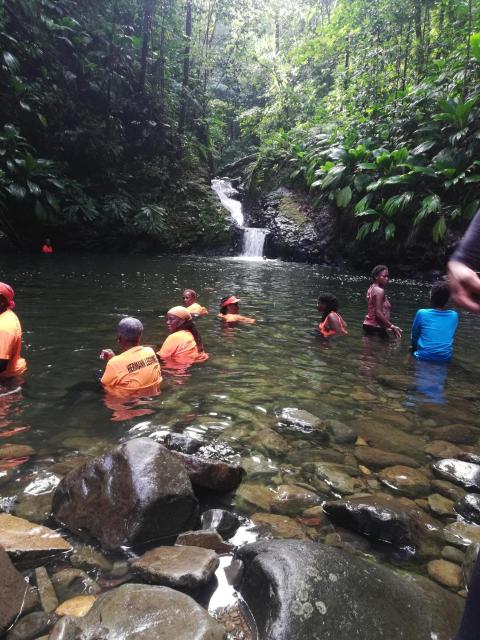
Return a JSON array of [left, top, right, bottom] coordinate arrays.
[[212, 177, 267, 259]]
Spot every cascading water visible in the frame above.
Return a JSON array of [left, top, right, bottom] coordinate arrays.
[[212, 178, 267, 259]]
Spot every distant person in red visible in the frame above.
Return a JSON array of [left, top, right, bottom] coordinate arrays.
[[41, 238, 53, 254]]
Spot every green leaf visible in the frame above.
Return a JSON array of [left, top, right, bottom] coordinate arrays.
[[6, 183, 27, 199], [464, 175, 480, 183], [335, 185, 352, 208], [357, 162, 376, 170], [27, 180, 41, 196], [382, 192, 414, 217], [356, 222, 372, 240], [355, 194, 372, 213], [433, 216, 447, 243], [384, 223, 396, 240], [355, 209, 379, 217], [414, 194, 441, 225], [2, 51, 20, 72], [471, 33, 480, 64], [411, 141, 437, 155], [382, 174, 411, 185], [321, 164, 346, 189]]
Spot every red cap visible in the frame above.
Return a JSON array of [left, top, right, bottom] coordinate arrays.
[[221, 295, 240, 308], [0, 283, 15, 309]]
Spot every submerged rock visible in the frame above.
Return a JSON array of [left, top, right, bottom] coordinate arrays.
[[35, 566, 58, 613], [431, 479, 466, 502], [175, 530, 233, 553], [354, 419, 426, 459], [201, 509, 242, 539], [444, 522, 480, 548], [427, 559, 463, 589], [52, 438, 198, 550], [425, 440, 462, 460], [55, 595, 96, 618], [354, 447, 420, 470], [173, 452, 244, 493], [0, 545, 38, 634], [432, 458, 480, 492], [302, 462, 366, 496], [163, 433, 203, 454], [236, 539, 463, 640], [324, 419, 356, 444], [323, 493, 444, 559], [6, 611, 57, 640], [236, 483, 276, 512], [251, 513, 307, 540], [428, 493, 455, 517], [378, 465, 431, 498], [69, 543, 113, 572], [51, 568, 100, 602], [430, 425, 479, 445], [0, 514, 71, 565], [277, 409, 326, 436], [0, 444, 35, 459], [271, 484, 322, 515], [441, 545, 465, 564], [454, 493, 480, 524], [49, 584, 225, 640], [130, 545, 219, 591]]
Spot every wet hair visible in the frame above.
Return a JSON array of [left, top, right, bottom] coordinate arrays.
[[371, 264, 388, 281], [173, 318, 205, 352], [430, 281, 450, 308], [220, 295, 238, 315], [318, 293, 339, 322], [183, 289, 197, 299], [118, 317, 143, 343]]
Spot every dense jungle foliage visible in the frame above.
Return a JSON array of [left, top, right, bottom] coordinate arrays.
[[0, 0, 479, 259]]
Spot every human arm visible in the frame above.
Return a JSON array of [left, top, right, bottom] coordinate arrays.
[[0, 330, 12, 373], [99, 349, 115, 361], [373, 288, 402, 337], [411, 311, 421, 351], [448, 211, 480, 312]]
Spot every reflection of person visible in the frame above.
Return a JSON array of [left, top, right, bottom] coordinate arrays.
[[218, 295, 256, 324], [41, 238, 53, 254], [362, 265, 402, 338], [182, 289, 208, 316], [448, 211, 480, 312], [158, 307, 208, 363], [411, 281, 458, 362], [410, 359, 449, 405], [100, 317, 161, 392], [0, 283, 27, 379], [317, 293, 348, 338]]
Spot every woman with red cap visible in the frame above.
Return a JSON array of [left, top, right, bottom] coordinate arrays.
[[157, 307, 208, 363], [218, 295, 256, 324], [0, 283, 27, 379]]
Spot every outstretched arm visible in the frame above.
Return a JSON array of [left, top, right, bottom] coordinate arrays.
[[449, 211, 480, 312]]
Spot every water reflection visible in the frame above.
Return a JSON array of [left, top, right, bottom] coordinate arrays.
[[407, 359, 450, 406]]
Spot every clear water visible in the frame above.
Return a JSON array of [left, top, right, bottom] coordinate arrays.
[[1, 253, 479, 620]]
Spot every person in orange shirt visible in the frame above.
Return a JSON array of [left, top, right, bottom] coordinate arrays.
[[218, 295, 256, 324], [158, 307, 208, 364], [100, 317, 161, 393], [41, 238, 53, 254], [317, 293, 348, 339], [182, 289, 208, 316], [0, 283, 27, 379]]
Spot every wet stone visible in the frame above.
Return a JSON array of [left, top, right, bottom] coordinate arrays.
[[444, 522, 480, 548], [236, 483, 276, 512], [425, 441, 461, 460], [175, 530, 234, 554], [249, 428, 290, 456], [55, 595, 96, 618], [378, 465, 431, 498], [49, 584, 225, 640], [324, 419, 356, 444], [0, 514, 71, 565], [12, 493, 53, 525], [0, 545, 38, 634], [427, 559, 462, 589], [173, 452, 244, 493], [302, 463, 366, 496], [441, 546, 465, 565], [454, 493, 480, 524], [0, 444, 35, 459], [251, 513, 306, 540], [430, 425, 479, 445], [463, 542, 480, 588], [432, 459, 480, 492], [35, 566, 58, 613], [6, 612, 57, 640], [130, 545, 219, 591], [201, 509, 241, 539], [428, 493, 455, 517], [163, 433, 203, 454], [277, 408, 325, 435], [69, 543, 113, 572], [271, 484, 322, 516], [354, 419, 426, 460], [431, 479, 466, 502], [355, 447, 420, 470], [51, 568, 101, 602]]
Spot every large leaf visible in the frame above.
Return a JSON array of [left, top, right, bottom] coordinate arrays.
[[471, 33, 480, 64], [414, 194, 441, 225], [321, 164, 346, 189], [432, 216, 447, 243], [382, 192, 414, 217], [6, 183, 26, 199], [335, 185, 352, 208]]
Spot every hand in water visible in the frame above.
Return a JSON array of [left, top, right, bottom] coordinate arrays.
[[389, 325, 402, 338], [448, 260, 480, 313], [100, 349, 115, 361]]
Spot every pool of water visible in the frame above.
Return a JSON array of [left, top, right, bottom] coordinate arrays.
[[0, 253, 478, 627]]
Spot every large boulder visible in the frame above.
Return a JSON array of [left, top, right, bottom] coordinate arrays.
[[236, 540, 463, 640], [323, 493, 444, 560], [432, 459, 480, 492], [52, 438, 198, 550], [0, 514, 71, 565], [49, 583, 225, 640]]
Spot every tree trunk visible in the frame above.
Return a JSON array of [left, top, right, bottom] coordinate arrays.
[[178, 0, 192, 134], [414, 0, 424, 76], [140, 0, 156, 94]]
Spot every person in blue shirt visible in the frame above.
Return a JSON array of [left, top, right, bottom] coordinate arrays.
[[411, 281, 458, 362]]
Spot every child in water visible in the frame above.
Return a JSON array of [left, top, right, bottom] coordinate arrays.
[[317, 293, 348, 338]]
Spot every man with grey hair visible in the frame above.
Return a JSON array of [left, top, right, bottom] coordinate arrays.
[[100, 317, 161, 393]]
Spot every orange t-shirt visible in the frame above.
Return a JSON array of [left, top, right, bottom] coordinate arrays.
[[158, 330, 208, 362], [101, 346, 162, 391], [0, 310, 27, 378], [186, 302, 208, 316], [319, 311, 348, 338], [218, 313, 256, 324]]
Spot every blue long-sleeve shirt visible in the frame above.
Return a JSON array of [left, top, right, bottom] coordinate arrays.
[[411, 308, 458, 362]]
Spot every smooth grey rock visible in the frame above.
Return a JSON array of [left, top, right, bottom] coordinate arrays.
[[201, 509, 242, 539], [173, 452, 244, 493], [455, 493, 480, 524], [51, 568, 100, 602], [130, 545, 219, 591], [441, 545, 465, 564], [0, 545, 38, 634], [324, 420, 356, 444], [164, 433, 203, 455], [302, 462, 366, 496], [432, 459, 480, 492], [48, 584, 225, 640], [277, 408, 326, 436], [35, 567, 58, 613], [355, 447, 420, 470], [236, 540, 463, 640], [430, 425, 478, 445], [6, 612, 57, 640], [444, 522, 480, 548], [52, 438, 198, 550], [323, 494, 444, 560]]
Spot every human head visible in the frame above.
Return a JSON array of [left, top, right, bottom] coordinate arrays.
[[317, 293, 338, 317], [0, 283, 15, 313], [371, 265, 389, 287], [430, 281, 450, 308], [182, 289, 197, 307], [220, 295, 240, 315], [166, 306, 192, 333], [117, 317, 143, 349], [45, 238, 51, 246]]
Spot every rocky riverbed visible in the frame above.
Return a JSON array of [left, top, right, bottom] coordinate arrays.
[[1, 400, 480, 639]]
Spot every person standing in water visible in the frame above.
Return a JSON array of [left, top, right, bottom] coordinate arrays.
[[362, 265, 402, 338], [0, 283, 27, 379], [182, 289, 208, 316], [100, 317, 161, 392], [218, 295, 256, 324], [41, 238, 53, 254], [317, 293, 348, 338], [158, 306, 208, 363]]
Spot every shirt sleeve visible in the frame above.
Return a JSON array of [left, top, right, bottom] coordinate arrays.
[[100, 359, 118, 386], [158, 334, 178, 359], [0, 330, 13, 360], [451, 210, 480, 269], [411, 311, 422, 350]]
